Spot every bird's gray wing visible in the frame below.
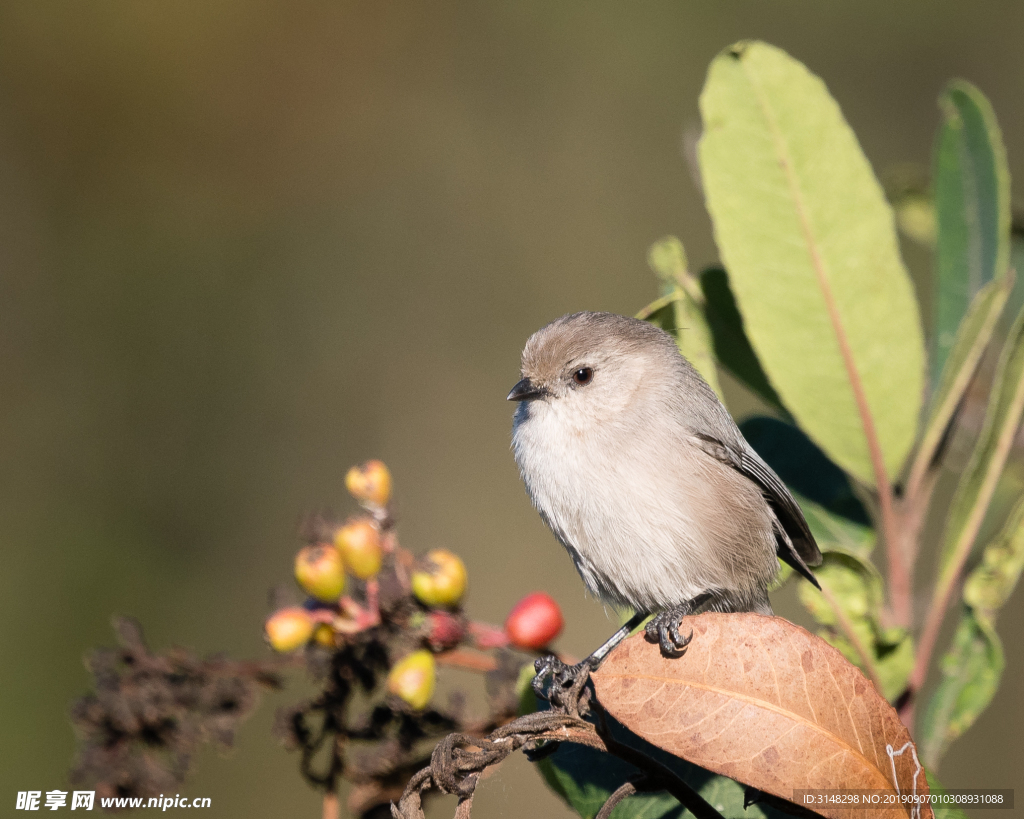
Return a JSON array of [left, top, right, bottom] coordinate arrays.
[[694, 432, 822, 589]]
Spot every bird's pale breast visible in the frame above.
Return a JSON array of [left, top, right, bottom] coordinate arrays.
[[512, 398, 778, 614]]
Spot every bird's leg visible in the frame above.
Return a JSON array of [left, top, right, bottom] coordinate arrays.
[[532, 611, 649, 711], [644, 592, 713, 656]]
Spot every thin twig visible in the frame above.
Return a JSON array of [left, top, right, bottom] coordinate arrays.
[[596, 781, 638, 819], [322, 792, 338, 819], [435, 649, 499, 673]]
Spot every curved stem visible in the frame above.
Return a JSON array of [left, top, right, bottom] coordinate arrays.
[[596, 781, 639, 819]]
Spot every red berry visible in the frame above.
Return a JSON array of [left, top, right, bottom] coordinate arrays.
[[504, 592, 563, 651], [426, 611, 465, 650]]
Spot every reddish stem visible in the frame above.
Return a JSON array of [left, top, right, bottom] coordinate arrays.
[[468, 621, 510, 649], [322, 792, 338, 819], [436, 648, 499, 673]]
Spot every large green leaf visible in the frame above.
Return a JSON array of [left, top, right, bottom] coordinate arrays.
[[938, 302, 1024, 579], [932, 81, 1011, 382], [922, 496, 1024, 768], [699, 41, 925, 486], [641, 237, 723, 401]]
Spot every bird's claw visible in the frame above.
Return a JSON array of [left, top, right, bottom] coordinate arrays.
[[644, 593, 712, 657], [645, 607, 695, 656], [532, 655, 592, 715]]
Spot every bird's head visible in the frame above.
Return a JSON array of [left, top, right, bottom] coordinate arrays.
[[508, 312, 678, 430]]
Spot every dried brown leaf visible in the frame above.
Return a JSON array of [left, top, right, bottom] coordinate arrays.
[[591, 613, 931, 819]]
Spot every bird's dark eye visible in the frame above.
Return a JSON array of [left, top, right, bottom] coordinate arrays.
[[572, 367, 594, 386]]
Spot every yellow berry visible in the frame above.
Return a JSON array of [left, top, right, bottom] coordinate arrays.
[[387, 650, 436, 710], [294, 544, 346, 602], [345, 460, 392, 509], [411, 549, 467, 609], [334, 518, 383, 580], [265, 607, 315, 652], [312, 623, 337, 648]]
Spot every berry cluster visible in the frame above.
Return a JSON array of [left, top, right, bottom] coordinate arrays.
[[264, 460, 564, 713]]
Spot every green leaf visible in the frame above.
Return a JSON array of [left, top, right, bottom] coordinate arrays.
[[699, 267, 784, 411], [938, 302, 1024, 581], [535, 741, 683, 819], [909, 277, 1012, 493], [919, 609, 1003, 769], [740, 416, 869, 525], [642, 237, 723, 400], [933, 81, 1012, 382], [698, 41, 925, 486]]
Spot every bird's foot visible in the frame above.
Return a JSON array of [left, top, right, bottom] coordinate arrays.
[[532, 655, 593, 716], [644, 592, 712, 657]]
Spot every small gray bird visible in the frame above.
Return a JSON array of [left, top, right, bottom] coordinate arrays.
[[508, 311, 821, 690]]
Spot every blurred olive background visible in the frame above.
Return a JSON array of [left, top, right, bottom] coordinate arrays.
[[1, 3, 1023, 817]]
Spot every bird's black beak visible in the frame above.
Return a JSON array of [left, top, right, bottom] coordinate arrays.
[[507, 378, 547, 402]]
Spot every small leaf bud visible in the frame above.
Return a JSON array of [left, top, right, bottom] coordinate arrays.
[[387, 649, 436, 710], [504, 592, 563, 651], [411, 549, 467, 609], [334, 518, 383, 579], [345, 459, 392, 509], [265, 607, 315, 652], [294, 544, 346, 602]]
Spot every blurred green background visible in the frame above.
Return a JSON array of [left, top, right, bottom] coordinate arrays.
[[1, 3, 1022, 817]]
